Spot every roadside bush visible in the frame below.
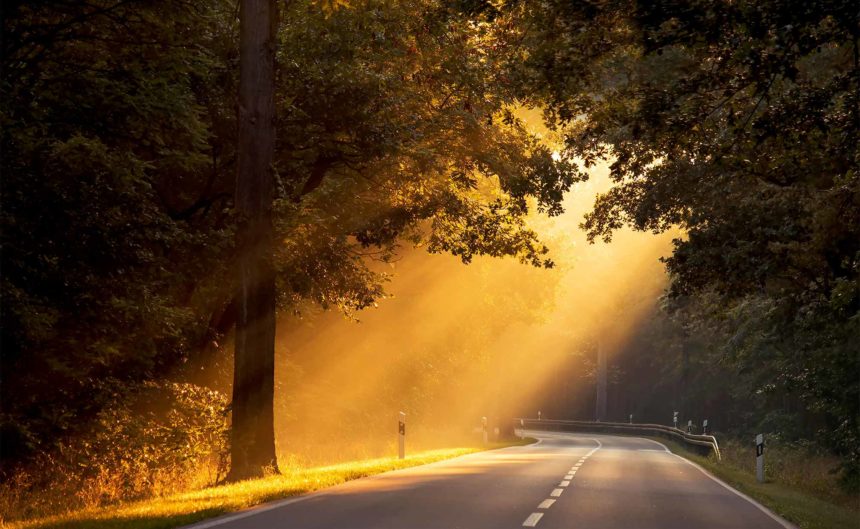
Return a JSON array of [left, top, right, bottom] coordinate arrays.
[[0, 381, 228, 523], [717, 437, 857, 509]]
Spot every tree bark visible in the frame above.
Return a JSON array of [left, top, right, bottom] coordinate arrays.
[[228, 0, 279, 481]]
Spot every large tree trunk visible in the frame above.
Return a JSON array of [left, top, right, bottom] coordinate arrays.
[[228, 0, 279, 481]]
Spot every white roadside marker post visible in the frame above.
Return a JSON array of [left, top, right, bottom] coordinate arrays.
[[481, 416, 488, 445], [687, 419, 693, 434], [520, 418, 525, 439], [538, 410, 542, 421], [673, 411, 679, 429], [629, 414, 633, 424], [398, 411, 406, 460], [703, 419, 709, 435], [756, 434, 765, 483]]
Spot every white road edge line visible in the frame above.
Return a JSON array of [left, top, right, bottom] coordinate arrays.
[[639, 437, 797, 529], [181, 494, 321, 529], [523, 512, 544, 527], [538, 499, 556, 509], [550, 488, 564, 497], [564, 474, 574, 479], [560, 480, 570, 487], [587, 438, 603, 456]]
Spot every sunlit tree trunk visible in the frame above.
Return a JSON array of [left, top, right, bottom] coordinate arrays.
[[229, 0, 279, 481]]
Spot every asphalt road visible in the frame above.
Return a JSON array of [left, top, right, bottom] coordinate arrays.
[[187, 431, 794, 529]]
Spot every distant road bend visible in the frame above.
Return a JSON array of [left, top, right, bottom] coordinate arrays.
[[185, 431, 795, 529]]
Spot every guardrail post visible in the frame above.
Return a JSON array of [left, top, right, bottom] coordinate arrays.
[[756, 434, 765, 482], [398, 411, 406, 459]]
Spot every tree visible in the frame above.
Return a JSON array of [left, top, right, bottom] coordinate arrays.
[[223, 0, 579, 479], [1, 0, 579, 480], [498, 0, 859, 484], [229, 0, 279, 480]]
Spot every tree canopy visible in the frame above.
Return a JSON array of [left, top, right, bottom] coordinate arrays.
[[496, 0, 859, 484], [0, 0, 577, 470]]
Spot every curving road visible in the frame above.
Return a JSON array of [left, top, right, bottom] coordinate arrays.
[[186, 431, 794, 529]]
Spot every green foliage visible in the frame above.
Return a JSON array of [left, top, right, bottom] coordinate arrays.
[[0, 382, 228, 521], [1, 0, 236, 467], [269, 0, 580, 314], [500, 0, 860, 483], [1, 0, 576, 479]]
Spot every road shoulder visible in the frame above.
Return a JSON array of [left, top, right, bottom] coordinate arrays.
[[644, 436, 857, 529]]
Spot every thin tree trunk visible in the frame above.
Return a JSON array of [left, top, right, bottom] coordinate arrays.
[[229, 0, 279, 481], [595, 341, 607, 422]]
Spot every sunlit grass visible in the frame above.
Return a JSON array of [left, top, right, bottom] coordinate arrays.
[[653, 437, 859, 529], [7, 441, 530, 529]]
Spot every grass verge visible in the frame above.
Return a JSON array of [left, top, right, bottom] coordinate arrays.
[[6, 439, 534, 529], [650, 437, 860, 529]]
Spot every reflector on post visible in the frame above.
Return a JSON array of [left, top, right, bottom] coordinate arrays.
[[755, 434, 765, 483]]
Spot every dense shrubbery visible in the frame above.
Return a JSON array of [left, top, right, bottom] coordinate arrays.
[[0, 382, 228, 522]]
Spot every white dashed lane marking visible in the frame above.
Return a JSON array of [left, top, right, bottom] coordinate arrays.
[[523, 512, 544, 527], [521, 438, 602, 527]]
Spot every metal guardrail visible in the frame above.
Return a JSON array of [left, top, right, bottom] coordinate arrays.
[[516, 418, 721, 460]]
